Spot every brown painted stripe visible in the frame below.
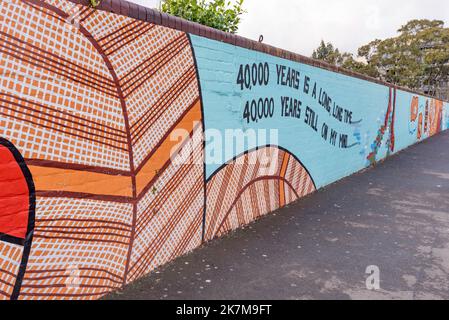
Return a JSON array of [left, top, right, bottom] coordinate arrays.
[[220, 219, 231, 236], [0, 30, 115, 85], [22, 1, 66, 24], [263, 181, 271, 214], [97, 20, 138, 42], [264, 179, 271, 212], [35, 191, 133, 204], [0, 97, 126, 141], [19, 291, 110, 298], [35, 224, 131, 233], [307, 179, 316, 194], [22, 274, 123, 285], [0, 32, 116, 89], [135, 162, 196, 236], [36, 220, 132, 231], [279, 152, 290, 207], [249, 184, 260, 221], [66, 2, 88, 21], [170, 208, 202, 260], [135, 122, 202, 202], [30, 165, 134, 198], [0, 92, 125, 135], [134, 97, 201, 174], [296, 167, 306, 194], [130, 67, 196, 143], [21, 283, 118, 290], [25, 159, 131, 176], [120, 33, 186, 83], [98, 20, 142, 43], [120, 34, 189, 88], [33, 126, 200, 204], [105, 24, 155, 56], [215, 176, 300, 238], [102, 21, 147, 52], [0, 109, 128, 152], [0, 31, 116, 87], [33, 229, 130, 239], [136, 177, 203, 266], [102, 21, 148, 52], [235, 197, 245, 228], [0, 267, 16, 278], [206, 164, 234, 240], [122, 38, 191, 98], [235, 157, 250, 227], [24, 267, 123, 280], [129, 176, 203, 279], [0, 290, 10, 298], [136, 163, 194, 229], [135, 101, 202, 195], [207, 159, 244, 239], [135, 138, 202, 233], [79, 6, 95, 22], [246, 158, 261, 221], [0, 278, 14, 288], [0, 98, 128, 144], [32, 234, 129, 246], [0, 44, 118, 98]]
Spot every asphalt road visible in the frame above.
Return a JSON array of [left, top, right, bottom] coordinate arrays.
[[107, 131, 449, 300]]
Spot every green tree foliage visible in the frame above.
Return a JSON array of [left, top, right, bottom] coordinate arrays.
[[312, 40, 379, 78], [89, 0, 101, 7], [311, 40, 345, 66], [312, 20, 449, 98], [161, 0, 245, 34]]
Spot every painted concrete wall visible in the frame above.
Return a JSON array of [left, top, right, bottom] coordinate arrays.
[[0, 0, 447, 300]]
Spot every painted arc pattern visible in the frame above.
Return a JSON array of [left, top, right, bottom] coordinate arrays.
[[0, 0, 448, 300], [204, 146, 316, 241]]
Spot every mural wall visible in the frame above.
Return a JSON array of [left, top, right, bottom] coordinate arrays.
[[0, 0, 447, 299]]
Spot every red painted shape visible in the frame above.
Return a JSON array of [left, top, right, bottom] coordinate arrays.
[[0, 144, 30, 240]]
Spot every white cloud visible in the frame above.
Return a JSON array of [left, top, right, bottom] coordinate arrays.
[[129, 0, 449, 56]]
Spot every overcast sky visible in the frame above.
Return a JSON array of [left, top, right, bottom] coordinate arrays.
[[130, 0, 449, 56]]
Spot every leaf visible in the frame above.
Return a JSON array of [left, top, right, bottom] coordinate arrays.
[[161, 0, 245, 34]]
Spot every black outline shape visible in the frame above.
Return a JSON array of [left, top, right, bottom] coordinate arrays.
[[202, 145, 317, 241], [0, 138, 36, 300], [187, 34, 208, 244], [0, 233, 25, 246], [205, 144, 317, 189]]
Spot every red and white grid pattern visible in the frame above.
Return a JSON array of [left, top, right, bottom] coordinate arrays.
[[0, 0, 130, 171], [128, 125, 204, 283], [0, 242, 23, 300], [18, 197, 133, 300], [0, 0, 204, 300]]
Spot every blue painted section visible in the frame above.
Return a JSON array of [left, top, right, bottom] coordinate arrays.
[[190, 35, 449, 188], [443, 103, 449, 130]]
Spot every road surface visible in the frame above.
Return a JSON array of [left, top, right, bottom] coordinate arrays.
[[107, 131, 449, 300]]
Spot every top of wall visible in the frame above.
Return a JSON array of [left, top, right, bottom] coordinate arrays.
[[69, 0, 447, 102]]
